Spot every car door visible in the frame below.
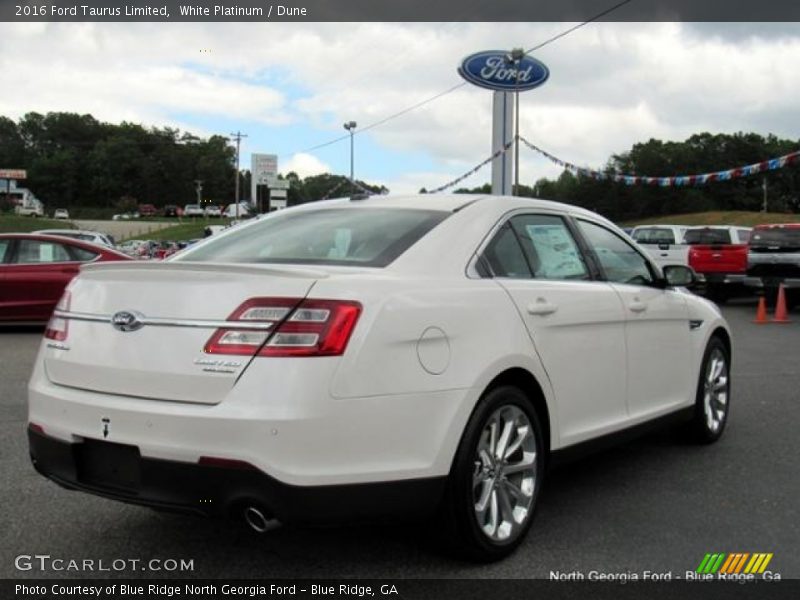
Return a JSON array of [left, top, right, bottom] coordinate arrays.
[[480, 213, 629, 446], [4, 238, 81, 321], [0, 238, 13, 319], [575, 219, 693, 419]]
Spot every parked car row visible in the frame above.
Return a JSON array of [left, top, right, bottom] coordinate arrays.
[[629, 222, 799, 307], [116, 239, 200, 260]]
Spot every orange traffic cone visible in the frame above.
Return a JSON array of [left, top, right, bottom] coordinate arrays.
[[753, 296, 769, 324], [773, 284, 792, 324]]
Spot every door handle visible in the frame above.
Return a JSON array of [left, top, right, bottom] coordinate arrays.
[[527, 298, 558, 316], [628, 300, 647, 313]]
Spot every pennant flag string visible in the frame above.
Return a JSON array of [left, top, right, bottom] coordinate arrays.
[[427, 140, 515, 194], [519, 136, 800, 187]]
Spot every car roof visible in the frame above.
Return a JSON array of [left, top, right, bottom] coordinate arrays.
[[35, 229, 106, 236], [686, 225, 752, 230], [0, 232, 116, 249], [753, 223, 800, 230], [294, 193, 612, 218]]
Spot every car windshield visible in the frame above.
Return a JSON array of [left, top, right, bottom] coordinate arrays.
[[177, 207, 449, 267], [632, 228, 676, 244], [750, 227, 800, 248], [684, 228, 732, 245]]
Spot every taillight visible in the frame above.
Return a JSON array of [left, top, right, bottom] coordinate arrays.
[[44, 290, 71, 341], [204, 298, 362, 357]]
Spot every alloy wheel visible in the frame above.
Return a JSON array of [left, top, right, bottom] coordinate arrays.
[[472, 405, 537, 542]]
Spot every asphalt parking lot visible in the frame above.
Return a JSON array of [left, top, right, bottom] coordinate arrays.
[[1, 300, 798, 580]]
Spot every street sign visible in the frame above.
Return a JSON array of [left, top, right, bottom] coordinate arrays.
[[0, 169, 27, 179]]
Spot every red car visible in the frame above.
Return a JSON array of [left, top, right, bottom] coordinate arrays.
[[138, 204, 157, 217], [0, 234, 132, 324]]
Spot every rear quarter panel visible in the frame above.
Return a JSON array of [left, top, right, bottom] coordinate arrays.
[[313, 275, 560, 460]]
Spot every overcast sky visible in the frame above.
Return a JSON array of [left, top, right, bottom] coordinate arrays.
[[1, 21, 798, 194]]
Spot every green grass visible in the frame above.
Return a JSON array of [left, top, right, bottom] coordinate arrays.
[[0, 215, 75, 233], [622, 211, 800, 227], [124, 220, 233, 242]]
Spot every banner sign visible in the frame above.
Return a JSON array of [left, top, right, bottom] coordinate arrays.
[[520, 137, 800, 187], [0, 169, 27, 179]]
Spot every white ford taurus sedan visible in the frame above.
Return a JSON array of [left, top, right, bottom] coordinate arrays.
[[28, 194, 731, 561]]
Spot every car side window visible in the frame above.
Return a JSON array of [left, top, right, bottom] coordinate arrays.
[[0, 239, 10, 263], [736, 229, 751, 243], [14, 240, 72, 264], [510, 214, 589, 281], [577, 220, 655, 286], [481, 223, 532, 278], [68, 246, 99, 262]]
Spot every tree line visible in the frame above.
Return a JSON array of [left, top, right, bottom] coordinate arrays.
[[0, 112, 236, 216], [0, 112, 386, 217], [2, 113, 797, 221]]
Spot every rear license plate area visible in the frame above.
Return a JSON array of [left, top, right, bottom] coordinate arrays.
[[75, 439, 141, 492]]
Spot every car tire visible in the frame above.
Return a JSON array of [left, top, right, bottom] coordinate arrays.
[[688, 336, 731, 444], [441, 385, 544, 562]]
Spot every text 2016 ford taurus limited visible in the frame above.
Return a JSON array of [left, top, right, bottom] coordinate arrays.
[[27, 194, 732, 561]]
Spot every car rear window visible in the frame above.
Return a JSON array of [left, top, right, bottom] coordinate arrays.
[[632, 228, 676, 245], [177, 207, 449, 267], [750, 227, 800, 248], [684, 228, 732, 245]]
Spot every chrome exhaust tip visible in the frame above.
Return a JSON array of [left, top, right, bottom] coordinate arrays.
[[243, 506, 280, 533]]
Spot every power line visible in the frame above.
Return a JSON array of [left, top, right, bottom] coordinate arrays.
[[525, 0, 634, 54], [286, 0, 636, 159]]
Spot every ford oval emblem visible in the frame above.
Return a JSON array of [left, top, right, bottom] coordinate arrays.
[[458, 50, 549, 92], [111, 310, 145, 332]]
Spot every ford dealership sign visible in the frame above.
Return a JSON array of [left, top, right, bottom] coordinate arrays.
[[458, 50, 549, 92]]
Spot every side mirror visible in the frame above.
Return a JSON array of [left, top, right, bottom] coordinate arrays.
[[663, 264, 696, 287]]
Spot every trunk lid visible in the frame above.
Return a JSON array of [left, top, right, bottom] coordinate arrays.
[[44, 261, 324, 404], [688, 244, 748, 274]]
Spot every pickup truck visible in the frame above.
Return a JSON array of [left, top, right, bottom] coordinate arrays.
[[630, 225, 691, 271], [685, 226, 752, 302], [744, 223, 800, 308]]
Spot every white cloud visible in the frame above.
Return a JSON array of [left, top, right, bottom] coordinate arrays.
[[282, 153, 331, 178], [1, 21, 799, 190]]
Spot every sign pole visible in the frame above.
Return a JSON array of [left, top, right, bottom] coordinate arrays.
[[458, 50, 548, 197], [491, 92, 513, 196]]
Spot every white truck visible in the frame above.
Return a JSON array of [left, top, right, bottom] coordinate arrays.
[[9, 188, 44, 217], [630, 224, 691, 271]]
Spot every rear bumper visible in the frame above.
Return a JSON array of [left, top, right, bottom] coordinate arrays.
[[695, 273, 746, 285], [28, 427, 445, 523], [743, 276, 800, 289]]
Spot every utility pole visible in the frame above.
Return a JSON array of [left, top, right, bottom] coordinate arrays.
[[762, 177, 768, 213], [230, 131, 247, 219]]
